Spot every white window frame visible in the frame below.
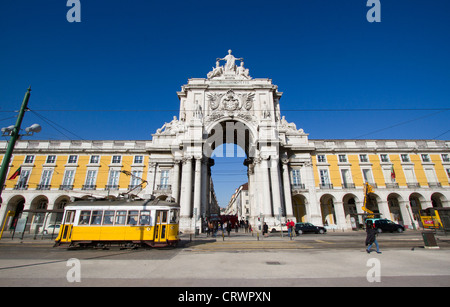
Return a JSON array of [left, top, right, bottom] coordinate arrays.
[[40, 169, 53, 186], [67, 155, 78, 164], [319, 169, 330, 185], [380, 154, 389, 163], [317, 155, 326, 163], [111, 156, 122, 164], [85, 170, 98, 187], [62, 169, 76, 186], [292, 169, 301, 186], [401, 154, 410, 163], [107, 169, 120, 187], [359, 154, 369, 163], [160, 170, 170, 188], [130, 170, 143, 187]]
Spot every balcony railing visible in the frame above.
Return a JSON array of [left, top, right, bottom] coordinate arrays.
[[291, 183, 306, 190], [342, 183, 355, 189], [154, 185, 172, 194], [407, 182, 421, 188], [36, 184, 51, 190], [59, 185, 74, 190], [428, 182, 442, 188], [385, 182, 399, 188], [105, 185, 119, 190], [82, 184, 97, 190], [14, 184, 28, 190], [320, 183, 333, 189]]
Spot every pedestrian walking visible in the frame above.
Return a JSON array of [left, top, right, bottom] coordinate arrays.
[[263, 222, 269, 237], [286, 219, 295, 238], [207, 221, 214, 237], [365, 220, 381, 254], [226, 221, 232, 237]]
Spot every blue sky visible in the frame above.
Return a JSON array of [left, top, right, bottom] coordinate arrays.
[[1, 0, 449, 206]]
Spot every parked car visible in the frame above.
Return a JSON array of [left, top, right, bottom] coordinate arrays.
[[43, 224, 60, 235], [366, 218, 405, 233], [295, 222, 327, 235]]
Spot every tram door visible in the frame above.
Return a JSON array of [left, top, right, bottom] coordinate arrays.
[[60, 210, 75, 243], [154, 210, 168, 243]]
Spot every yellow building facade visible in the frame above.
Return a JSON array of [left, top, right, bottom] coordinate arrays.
[[290, 139, 450, 229]]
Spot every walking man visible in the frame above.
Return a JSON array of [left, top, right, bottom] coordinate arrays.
[[365, 220, 381, 254]]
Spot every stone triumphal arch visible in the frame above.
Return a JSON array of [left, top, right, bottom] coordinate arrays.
[[152, 50, 317, 232]]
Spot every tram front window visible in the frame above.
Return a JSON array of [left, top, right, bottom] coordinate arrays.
[[170, 210, 179, 223]]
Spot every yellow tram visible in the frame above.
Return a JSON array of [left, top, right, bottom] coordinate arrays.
[[54, 198, 180, 248]]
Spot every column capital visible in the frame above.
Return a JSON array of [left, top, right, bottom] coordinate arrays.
[[182, 156, 193, 164]]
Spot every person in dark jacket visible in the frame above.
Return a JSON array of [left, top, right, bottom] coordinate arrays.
[[226, 221, 232, 237], [365, 220, 381, 254], [263, 222, 269, 237]]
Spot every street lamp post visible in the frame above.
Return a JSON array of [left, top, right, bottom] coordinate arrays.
[[0, 87, 40, 199]]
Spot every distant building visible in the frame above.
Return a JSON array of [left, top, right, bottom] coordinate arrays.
[[224, 183, 249, 219]]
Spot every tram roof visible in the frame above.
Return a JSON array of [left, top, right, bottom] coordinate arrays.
[[65, 198, 179, 209]]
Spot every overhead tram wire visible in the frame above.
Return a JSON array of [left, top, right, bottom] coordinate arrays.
[[2, 107, 450, 113], [353, 109, 447, 139], [29, 109, 149, 194]]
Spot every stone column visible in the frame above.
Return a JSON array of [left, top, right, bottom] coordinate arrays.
[[303, 161, 322, 225], [180, 157, 193, 220], [399, 200, 413, 229], [193, 157, 202, 230], [270, 158, 283, 218], [333, 201, 348, 230], [378, 200, 391, 221], [281, 160, 294, 220], [172, 160, 181, 202], [250, 159, 262, 225], [201, 158, 208, 219], [260, 157, 273, 218]]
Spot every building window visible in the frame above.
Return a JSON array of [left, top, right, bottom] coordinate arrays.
[[24, 155, 34, 164], [341, 169, 353, 188], [401, 154, 410, 162], [39, 170, 53, 189], [380, 154, 389, 163], [90, 155, 99, 164], [362, 169, 374, 183], [442, 154, 450, 162], [319, 169, 331, 188], [68, 155, 78, 164], [16, 169, 30, 189], [421, 154, 430, 162], [292, 169, 301, 187], [317, 155, 326, 163], [112, 156, 121, 164], [46, 155, 56, 164], [84, 170, 97, 189], [37, 200, 48, 210], [338, 155, 347, 163], [134, 156, 144, 164], [130, 170, 143, 187], [160, 170, 169, 188], [61, 170, 75, 189], [107, 170, 120, 189], [446, 169, 450, 179], [359, 154, 368, 163]]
